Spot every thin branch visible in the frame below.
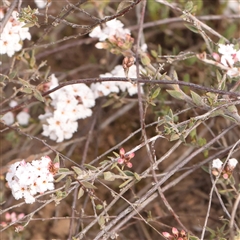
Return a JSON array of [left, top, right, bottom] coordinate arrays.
[[2, 77, 240, 116]]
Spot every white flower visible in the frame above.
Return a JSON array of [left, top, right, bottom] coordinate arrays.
[[226, 67, 239, 78], [1, 112, 14, 125], [89, 19, 130, 41], [212, 158, 223, 169], [16, 111, 30, 125], [227, 158, 238, 169], [9, 100, 18, 108], [34, 0, 48, 9], [0, 11, 31, 57], [218, 44, 236, 56], [91, 77, 119, 98], [221, 54, 235, 68], [6, 156, 56, 204]]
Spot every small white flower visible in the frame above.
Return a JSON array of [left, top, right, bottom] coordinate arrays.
[[16, 111, 30, 125], [9, 100, 18, 108], [1, 112, 14, 125], [227, 158, 238, 169], [212, 158, 223, 169], [34, 0, 48, 9], [89, 19, 130, 41], [218, 44, 236, 56]]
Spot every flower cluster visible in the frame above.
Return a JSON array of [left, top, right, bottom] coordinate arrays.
[[1, 100, 30, 126], [117, 148, 135, 168], [1, 212, 25, 232], [91, 64, 144, 98], [90, 19, 135, 57], [0, 8, 31, 57], [212, 158, 238, 179], [41, 66, 143, 142], [40, 74, 95, 142], [213, 43, 240, 77], [162, 227, 187, 240], [6, 156, 59, 204], [90, 19, 130, 42]]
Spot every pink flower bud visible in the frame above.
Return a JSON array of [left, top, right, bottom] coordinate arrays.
[[18, 213, 25, 220], [119, 148, 125, 155], [126, 162, 132, 168], [128, 152, 135, 159], [5, 213, 11, 221], [223, 173, 229, 179], [172, 227, 179, 235], [212, 52, 220, 62], [180, 229, 186, 236], [118, 158, 124, 165], [162, 232, 171, 238]]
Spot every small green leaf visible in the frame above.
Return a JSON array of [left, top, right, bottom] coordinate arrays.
[[54, 154, 59, 164], [96, 204, 103, 210], [172, 70, 178, 81], [151, 87, 161, 99], [185, 1, 194, 12], [102, 98, 115, 108], [9, 71, 17, 80], [119, 179, 132, 188], [134, 172, 141, 181], [170, 133, 180, 141], [72, 166, 84, 176], [78, 187, 84, 199], [103, 171, 115, 181], [83, 164, 97, 170], [117, 0, 134, 12], [81, 181, 97, 189], [30, 50, 36, 68], [21, 87, 32, 94], [112, 151, 120, 158], [141, 54, 151, 66], [227, 105, 238, 114], [18, 77, 31, 87], [158, 44, 162, 55], [151, 50, 158, 58], [191, 90, 203, 106], [58, 168, 70, 173], [65, 177, 72, 192], [98, 215, 105, 229], [166, 90, 184, 100], [184, 24, 199, 34], [55, 174, 67, 183], [33, 89, 44, 102], [123, 170, 134, 176]]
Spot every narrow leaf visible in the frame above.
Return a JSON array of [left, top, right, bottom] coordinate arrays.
[[81, 181, 97, 189], [55, 174, 67, 183], [190, 90, 203, 106], [72, 166, 84, 176], [151, 87, 161, 99], [103, 171, 115, 181], [33, 89, 45, 102], [78, 187, 84, 199], [167, 90, 184, 100]]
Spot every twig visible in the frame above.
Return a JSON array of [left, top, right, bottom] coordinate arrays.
[[155, 0, 229, 42], [129, 14, 240, 31], [68, 186, 79, 240], [24, 0, 142, 51], [230, 193, 240, 239]]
